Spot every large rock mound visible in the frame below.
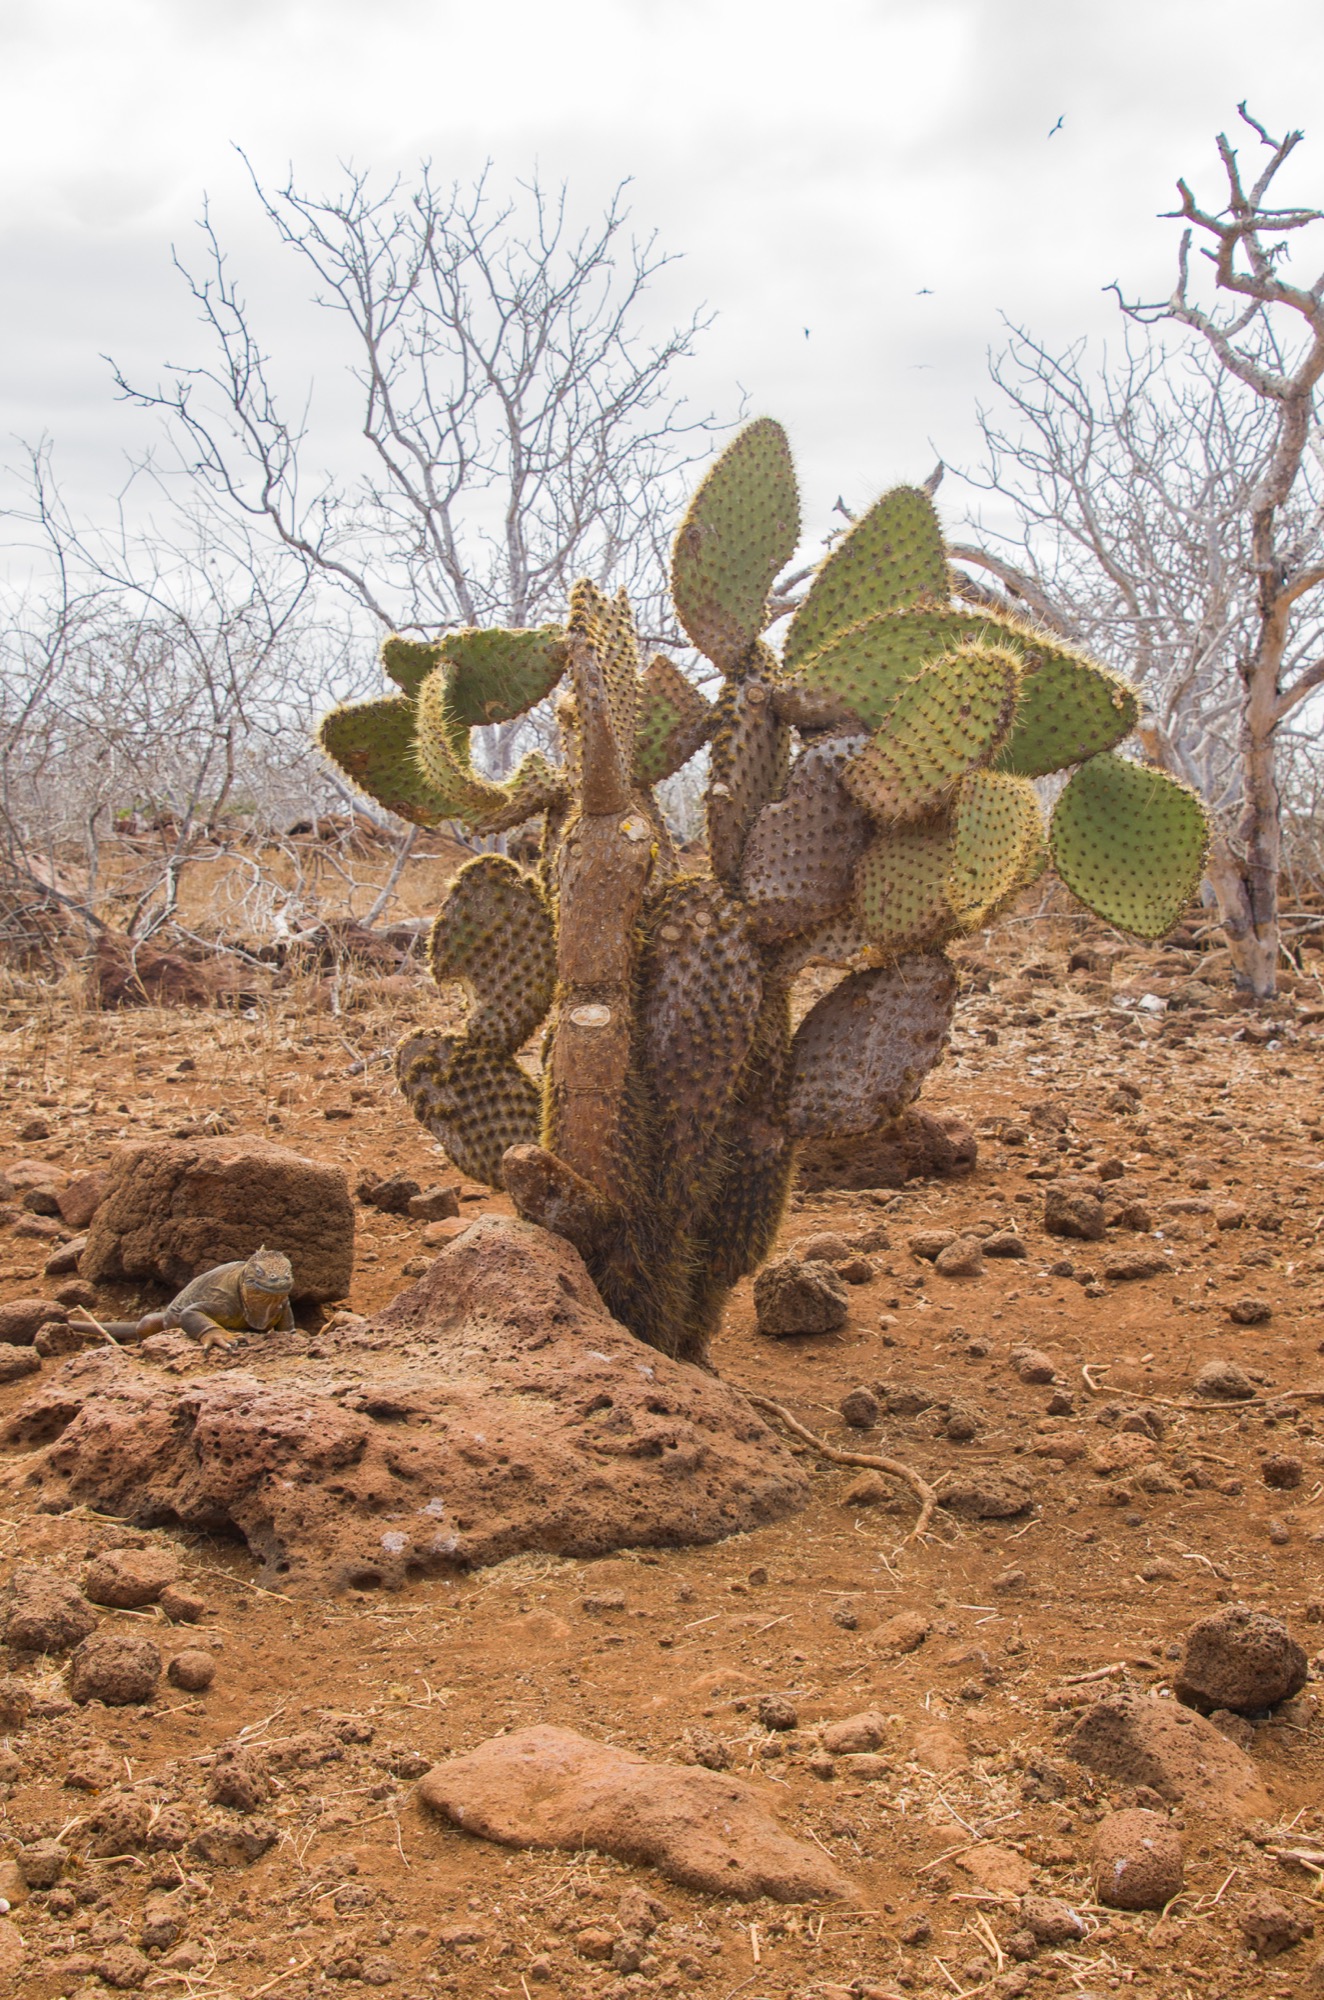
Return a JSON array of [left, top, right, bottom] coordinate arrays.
[[3, 1218, 807, 1591], [79, 1137, 354, 1302]]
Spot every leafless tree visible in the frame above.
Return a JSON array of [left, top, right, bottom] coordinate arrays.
[[113, 163, 719, 775], [957, 108, 1324, 997]]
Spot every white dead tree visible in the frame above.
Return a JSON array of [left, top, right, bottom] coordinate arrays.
[[113, 165, 718, 780], [957, 108, 1324, 997]]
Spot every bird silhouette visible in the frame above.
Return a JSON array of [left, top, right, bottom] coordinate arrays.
[[1048, 115, 1064, 137], [917, 287, 933, 295], [804, 327, 811, 339]]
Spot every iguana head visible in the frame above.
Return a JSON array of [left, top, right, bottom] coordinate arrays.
[[240, 1246, 294, 1329]]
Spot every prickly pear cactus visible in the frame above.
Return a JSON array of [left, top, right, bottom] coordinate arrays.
[[318, 421, 1208, 1361]]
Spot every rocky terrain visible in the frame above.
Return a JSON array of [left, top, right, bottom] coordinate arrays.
[[0, 916, 1323, 1999]]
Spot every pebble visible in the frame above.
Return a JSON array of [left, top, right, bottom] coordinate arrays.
[[1262, 1454, 1304, 1490], [1238, 1890, 1314, 1958], [838, 1386, 879, 1429], [167, 1648, 216, 1693], [1010, 1345, 1056, 1384], [935, 1235, 984, 1277], [83, 1546, 178, 1609], [1192, 1359, 1256, 1400], [752, 1256, 849, 1337], [1089, 1807, 1183, 1910], [68, 1631, 162, 1706], [1229, 1294, 1273, 1325]]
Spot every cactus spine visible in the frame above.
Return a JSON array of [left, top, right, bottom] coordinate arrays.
[[318, 421, 1209, 1362]]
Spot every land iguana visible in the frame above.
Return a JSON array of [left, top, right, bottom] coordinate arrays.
[[76, 1246, 296, 1353]]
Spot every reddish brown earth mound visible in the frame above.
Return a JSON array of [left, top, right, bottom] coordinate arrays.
[[3, 1218, 807, 1590]]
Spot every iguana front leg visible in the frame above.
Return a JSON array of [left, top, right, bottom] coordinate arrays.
[[175, 1307, 237, 1354]]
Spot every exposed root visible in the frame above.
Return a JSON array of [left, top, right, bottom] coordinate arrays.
[[739, 1390, 940, 1542]]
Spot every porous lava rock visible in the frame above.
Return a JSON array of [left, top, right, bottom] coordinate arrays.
[[1067, 1694, 1270, 1817], [79, 1136, 354, 1301], [57, 1171, 107, 1231], [1089, 1808, 1183, 1910], [0, 1344, 41, 1383], [417, 1725, 850, 1900], [4, 1218, 807, 1591], [3, 1564, 98, 1653], [1044, 1178, 1106, 1241], [1238, 1891, 1314, 1958], [167, 1648, 216, 1693], [68, 1631, 162, 1705], [0, 1298, 67, 1346], [1173, 1606, 1308, 1715], [752, 1256, 849, 1336], [795, 1107, 976, 1192]]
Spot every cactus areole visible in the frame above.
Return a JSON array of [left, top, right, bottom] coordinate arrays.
[[318, 420, 1207, 1362]]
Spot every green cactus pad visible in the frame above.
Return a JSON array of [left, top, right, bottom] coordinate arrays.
[[783, 485, 949, 671], [381, 636, 445, 698], [415, 665, 562, 833], [995, 644, 1138, 777], [947, 771, 1043, 928], [740, 735, 871, 941], [568, 582, 640, 766], [693, 980, 795, 1286], [633, 655, 715, 785], [316, 695, 452, 827], [853, 819, 960, 954], [706, 649, 792, 883], [1049, 753, 1207, 938], [842, 644, 1020, 823], [787, 952, 957, 1138], [395, 1029, 541, 1187], [382, 627, 566, 721], [429, 855, 556, 1054], [671, 418, 800, 672], [638, 881, 762, 1157]]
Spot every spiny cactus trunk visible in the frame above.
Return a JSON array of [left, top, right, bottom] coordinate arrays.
[[319, 419, 1211, 1366]]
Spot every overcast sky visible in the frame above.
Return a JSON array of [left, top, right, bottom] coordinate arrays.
[[3, 0, 1324, 567]]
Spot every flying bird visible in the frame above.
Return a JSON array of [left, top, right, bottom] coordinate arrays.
[[804, 327, 811, 339], [917, 287, 933, 295], [1048, 115, 1064, 137]]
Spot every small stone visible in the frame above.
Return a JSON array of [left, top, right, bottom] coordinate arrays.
[[35, 1318, 101, 1357], [842, 1472, 892, 1507], [1192, 1359, 1256, 1401], [993, 1568, 1026, 1594], [0, 1674, 32, 1730], [3, 1564, 98, 1653], [68, 1631, 162, 1705], [872, 1610, 930, 1654], [422, 1216, 469, 1247], [18, 1118, 50, 1141], [407, 1184, 461, 1221], [939, 1476, 1034, 1519], [1268, 1517, 1292, 1545], [908, 1229, 956, 1261], [794, 1232, 852, 1263], [83, 1546, 178, 1609], [575, 1928, 616, 1962], [581, 1589, 626, 1614], [57, 1171, 107, 1230], [821, 1712, 887, 1756], [1044, 1181, 1106, 1241], [943, 1402, 981, 1442], [17, 1839, 67, 1889], [1173, 1605, 1308, 1715], [1262, 1454, 1304, 1490], [1010, 1345, 1056, 1384], [0, 1297, 66, 1345], [140, 1891, 185, 1951], [1104, 1251, 1170, 1282], [982, 1231, 1027, 1258], [1089, 1807, 1183, 1910], [0, 1857, 27, 1906], [356, 1173, 422, 1215], [209, 1744, 269, 1812], [1046, 1390, 1074, 1416], [836, 1254, 876, 1285], [1238, 1891, 1314, 1958], [935, 1235, 984, 1278], [96, 1943, 151, 1990], [159, 1584, 206, 1624], [1019, 1894, 1085, 1945], [838, 1386, 879, 1429], [167, 1649, 216, 1693], [753, 1256, 849, 1337], [1229, 1294, 1273, 1325], [756, 1693, 798, 1732], [0, 1343, 40, 1383]]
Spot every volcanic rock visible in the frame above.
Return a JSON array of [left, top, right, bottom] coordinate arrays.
[[3, 1564, 98, 1653], [416, 1725, 850, 1900], [6, 1218, 807, 1590], [795, 1107, 976, 1192], [79, 1136, 354, 1301], [753, 1256, 849, 1337], [1173, 1606, 1308, 1715], [1044, 1179, 1106, 1241], [68, 1631, 162, 1705], [1090, 1808, 1183, 1910], [83, 1546, 179, 1609]]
